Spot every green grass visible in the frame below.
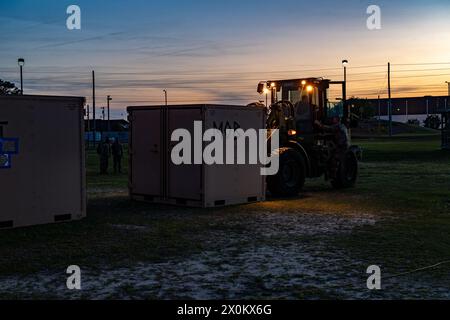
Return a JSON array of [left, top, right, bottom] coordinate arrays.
[[335, 137, 450, 273], [85, 146, 129, 190], [0, 137, 449, 291], [352, 120, 441, 138], [0, 146, 211, 275], [0, 198, 209, 275], [354, 137, 450, 213]]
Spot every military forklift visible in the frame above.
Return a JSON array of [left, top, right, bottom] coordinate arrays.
[[255, 78, 362, 197]]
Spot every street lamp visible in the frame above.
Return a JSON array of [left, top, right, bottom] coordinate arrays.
[[107, 95, 112, 132], [18, 58, 25, 95], [342, 59, 348, 82]]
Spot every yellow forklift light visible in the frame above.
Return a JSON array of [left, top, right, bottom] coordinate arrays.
[[288, 130, 297, 136], [306, 85, 313, 92], [263, 87, 269, 94], [270, 82, 276, 88], [301, 80, 307, 86]]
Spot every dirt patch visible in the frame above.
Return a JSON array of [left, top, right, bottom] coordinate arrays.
[[0, 200, 448, 299]]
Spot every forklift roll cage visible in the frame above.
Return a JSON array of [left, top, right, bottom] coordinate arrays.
[[257, 78, 348, 121]]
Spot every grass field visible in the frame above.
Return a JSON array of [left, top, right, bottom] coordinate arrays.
[[0, 136, 449, 299]]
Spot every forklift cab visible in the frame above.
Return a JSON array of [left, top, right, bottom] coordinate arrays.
[[257, 78, 348, 132]]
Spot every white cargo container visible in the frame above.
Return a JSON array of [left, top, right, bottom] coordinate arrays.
[[128, 104, 266, 207], [0, 95, 86, 229]]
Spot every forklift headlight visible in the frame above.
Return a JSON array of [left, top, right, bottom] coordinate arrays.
[[306, 85, 313, 92], [288, 130, 297, 136]]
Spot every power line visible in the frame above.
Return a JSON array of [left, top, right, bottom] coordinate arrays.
[[394, 62, 450, 66], [0, 63, 390, 77], [3, 62, 450, 101]]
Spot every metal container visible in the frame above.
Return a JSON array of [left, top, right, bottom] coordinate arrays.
[[0, 95, 86, 229], [128, 104, 266, 207]]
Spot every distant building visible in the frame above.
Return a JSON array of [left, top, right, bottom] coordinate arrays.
[[363, 95, 450, 124], [84, 119, 129, 132]]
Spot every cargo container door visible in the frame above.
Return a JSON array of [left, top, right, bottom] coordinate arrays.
[[168, 108, 202, 201], [130, 109, 162, 197]]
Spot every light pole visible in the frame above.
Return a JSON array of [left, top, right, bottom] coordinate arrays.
[[163, 89, 168, 106], [107, 95, 112, 132], [18, 58, 25, 95], [342, 59, 349, 119]]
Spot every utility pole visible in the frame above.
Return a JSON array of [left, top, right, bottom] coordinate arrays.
[[388, 62, 392, 137], [107, 95, 112, 132], [92, 71, 96, 147]]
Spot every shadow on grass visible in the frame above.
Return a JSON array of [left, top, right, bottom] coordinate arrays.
[[0, 196, 209, 276]]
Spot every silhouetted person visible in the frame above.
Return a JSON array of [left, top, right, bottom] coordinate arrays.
[[315, 117, 350, 150], [97, 138, 112, 174], [296, 95, 310, 117], [112, 138, 123, 174], [295, 95, 313, 133], [315, 117, 350, 178]]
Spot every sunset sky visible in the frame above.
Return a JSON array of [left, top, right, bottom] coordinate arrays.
[[1, 0, 450, 118]]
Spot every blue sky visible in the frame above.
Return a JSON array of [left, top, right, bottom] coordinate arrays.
[[1, 0, 450, 118]]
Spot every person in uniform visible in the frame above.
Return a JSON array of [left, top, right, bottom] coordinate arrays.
[[315, 117, 350, 149], [111, 138, 124, 174], [315, 117, 350, 178], [97, 138, 112, 174]]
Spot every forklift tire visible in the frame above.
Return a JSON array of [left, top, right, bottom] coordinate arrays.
[[267, 148, 306, 197], [331, 150, 358, 189]]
